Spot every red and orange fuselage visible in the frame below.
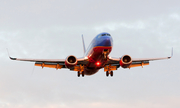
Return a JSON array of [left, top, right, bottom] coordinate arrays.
[[84, 32, 113, 75]]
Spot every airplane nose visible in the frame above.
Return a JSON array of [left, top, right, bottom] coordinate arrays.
[[101, 37, 112, 46]]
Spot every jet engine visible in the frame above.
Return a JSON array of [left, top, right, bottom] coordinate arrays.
[[65, 55, 77, 68], [119, 55, 132, 68]]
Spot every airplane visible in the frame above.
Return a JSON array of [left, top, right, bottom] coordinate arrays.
[[9, 32, 173, 77]]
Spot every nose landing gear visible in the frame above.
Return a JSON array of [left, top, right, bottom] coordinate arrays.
[[103, 49, 109, 59]]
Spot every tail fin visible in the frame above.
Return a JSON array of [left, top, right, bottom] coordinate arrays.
[[82, 34, 86, 54], [170, 47, 173, 58]]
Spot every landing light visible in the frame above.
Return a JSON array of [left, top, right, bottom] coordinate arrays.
[[96, 62, 101, 66]]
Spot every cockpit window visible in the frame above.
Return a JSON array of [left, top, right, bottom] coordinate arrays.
[[101, 34, 111, 36], [102, 34, 106, 36]]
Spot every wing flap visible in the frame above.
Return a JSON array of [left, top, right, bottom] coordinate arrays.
[[35, 62, 64, 69], [128, 61, 149, 68]]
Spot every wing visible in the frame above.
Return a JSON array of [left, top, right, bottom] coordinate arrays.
[[9, 56, 88, 70], [107, 48, 173, 69]]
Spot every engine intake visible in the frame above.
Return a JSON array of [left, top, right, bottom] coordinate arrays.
[[120, 55, 132, 68], [65, 55, 77, 68]]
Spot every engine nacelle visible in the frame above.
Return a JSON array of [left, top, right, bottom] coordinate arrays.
[[65, 55, 77, 68], [120, 55, 132, 68]]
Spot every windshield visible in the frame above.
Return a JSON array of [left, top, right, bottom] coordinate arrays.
[[101, 34, 111, 36]]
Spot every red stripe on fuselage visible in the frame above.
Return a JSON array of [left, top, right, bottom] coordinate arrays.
[[86, 46, 112, 68]]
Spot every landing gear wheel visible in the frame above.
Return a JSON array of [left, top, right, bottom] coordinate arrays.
[[77, 71, 80, 77], [82, 71, 85, 77], [110, 71, 113, 77], [106, 71, 109, 77]]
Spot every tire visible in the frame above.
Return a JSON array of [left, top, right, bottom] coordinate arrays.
[[77, 71, 80, 77], [106, 71, 109, 77], [82, 71, 85, 77], [110, 71, 113, 77]]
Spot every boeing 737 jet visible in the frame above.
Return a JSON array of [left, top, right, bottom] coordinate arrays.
[[9, 32, 172, 77]]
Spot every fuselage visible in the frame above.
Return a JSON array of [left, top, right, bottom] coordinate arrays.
[[84, 32, 113, 75]]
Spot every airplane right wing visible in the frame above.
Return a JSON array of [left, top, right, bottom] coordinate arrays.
[[9, 56, 88, 70], [106, 48, 173, 69]]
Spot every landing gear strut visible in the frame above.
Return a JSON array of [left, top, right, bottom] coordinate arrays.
[[104, 54, 107, 59], [103, 49, 109, 59]]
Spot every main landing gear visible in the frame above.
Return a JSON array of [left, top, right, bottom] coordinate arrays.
[[104, 65, 117, 77], [106, 71, 113, 77], [77, 71, 85, 77]]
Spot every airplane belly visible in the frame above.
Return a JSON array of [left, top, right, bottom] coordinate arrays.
[[84, 68, 100, 75], [87, 55, 105, 67]]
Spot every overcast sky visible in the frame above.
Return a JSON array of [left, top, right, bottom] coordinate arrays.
[[0, 0, 180, 108]]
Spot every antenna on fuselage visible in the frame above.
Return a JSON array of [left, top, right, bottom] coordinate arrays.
[[82, 34, 86, 54]]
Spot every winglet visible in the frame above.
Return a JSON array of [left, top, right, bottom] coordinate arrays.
[[6, 48, 17, 60], [82, 34, 86, 54], [168, 47, 173, 59]]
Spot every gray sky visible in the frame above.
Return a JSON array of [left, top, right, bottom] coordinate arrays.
[[0, 0, 180, 108]]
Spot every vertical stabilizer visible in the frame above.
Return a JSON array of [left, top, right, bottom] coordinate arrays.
[[82, 34, 86, 54]]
